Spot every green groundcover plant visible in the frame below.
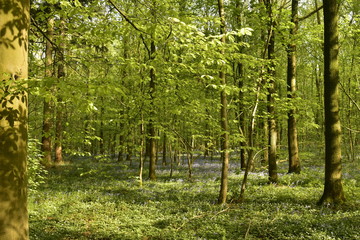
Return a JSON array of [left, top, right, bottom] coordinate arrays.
[[29, 156, 360, 240]]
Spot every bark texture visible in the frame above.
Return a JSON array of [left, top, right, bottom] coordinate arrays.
[[318, 0, 345, 205], [0, 0, 30, 239], [42, 16, 54, 166], [287, 0, 300, 174], [148, 40, 157, 181], [217, 0, 230, 204], [265, 0, 278, 184]]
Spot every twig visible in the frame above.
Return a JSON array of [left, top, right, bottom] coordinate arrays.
[[244, 220, 252, 239], [339, 80, 360, 112], [175, 213, 207, 231], [176, 207, 231, 231], [31, 16, 60, 52], [210, 207, 230, 219]]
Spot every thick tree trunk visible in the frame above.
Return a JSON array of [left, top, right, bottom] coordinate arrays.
[[318, 0, 345, 205], [0, 0, 30, 238], [287, 0, 300, 174], [217, 0, 230, 204]]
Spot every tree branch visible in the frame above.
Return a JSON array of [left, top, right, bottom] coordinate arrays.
[[339, 80, 360, 112], [107, 0, 151, 57], [299, 5, 323, 21], [31, 16, 60, 52], [107, 0, 147, 35]]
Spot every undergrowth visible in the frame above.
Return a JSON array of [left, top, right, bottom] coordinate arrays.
[[29, 156, 360, 240]]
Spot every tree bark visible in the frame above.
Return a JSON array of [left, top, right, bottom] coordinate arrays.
[[162, 132, 167, 166], [287, 0, 300, 174], [234, 0, 246, 170], [55, 17, 65, 165], [217, 0, 230, 204], [42, 16, 54, 167], [139, 114, 145, 186], [265, 0, 278, 184], [0, 0, 30, 238], [318, 0, 345, 205], [148, 39, 157, 180]]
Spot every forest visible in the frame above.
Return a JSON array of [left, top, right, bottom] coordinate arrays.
[[1, 0, 360, 239]]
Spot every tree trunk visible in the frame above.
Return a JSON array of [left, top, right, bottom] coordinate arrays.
[[0, 0, 30, 238], [55, 99, 63, 164], [162, 132, 167, 166], [237, 63, 247, 169], [99, 105, 105, 155], [287, 0, 300, 174], [318, 0, 345, 205], [54, 16, 65, 165], [265, 0, 278, 184], [42, 16, 54, 167], [148, 39, 157, 181], [217, 0, 230, 204], [118, 133, 124, 161], [234, 0, 246, 170], [139, 114, 145, 187]]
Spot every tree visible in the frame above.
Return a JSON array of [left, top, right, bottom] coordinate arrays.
[[148, 39, 157, 180], [0, 0, 30, 239], [265, 0, 278, 184], [287, 0, 300, 173], [318, 0, 345, 205], [217, 0, 230, 204], [41, 11, 54, 166], [55, 16, 66, 165]]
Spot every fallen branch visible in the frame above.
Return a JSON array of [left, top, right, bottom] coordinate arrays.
[[176, 207, 231, 231]]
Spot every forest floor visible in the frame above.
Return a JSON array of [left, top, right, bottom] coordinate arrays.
[[29, 154, 360, 240]]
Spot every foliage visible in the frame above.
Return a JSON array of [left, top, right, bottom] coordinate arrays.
[[28, 138, 48, 192], [25, 0, 360, 237]]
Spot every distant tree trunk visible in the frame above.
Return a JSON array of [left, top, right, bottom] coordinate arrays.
[[265, 0, 278, 184], [139, 114, 145, 187], [0, 0, 30, 238], [148, 39, 157, 180], [118, 132, 124, 161], [287, 0, 300, 174], [169, 143, 174, 178], [55, 17, 65, 165], [126, 135, 133, 165], [118, 34, 129, 162], [236, 61, 246, 170], [262, 120, 269, 165], [162, 132, 167, 166], [217, 0, 230, 204], [318, 0, 345, 205], [55, 95, 63, 164], [42, 16, 54, 166], [99, 105, 105, 155], [314, 0, 324, 129], [234, 0, 246, 170]]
